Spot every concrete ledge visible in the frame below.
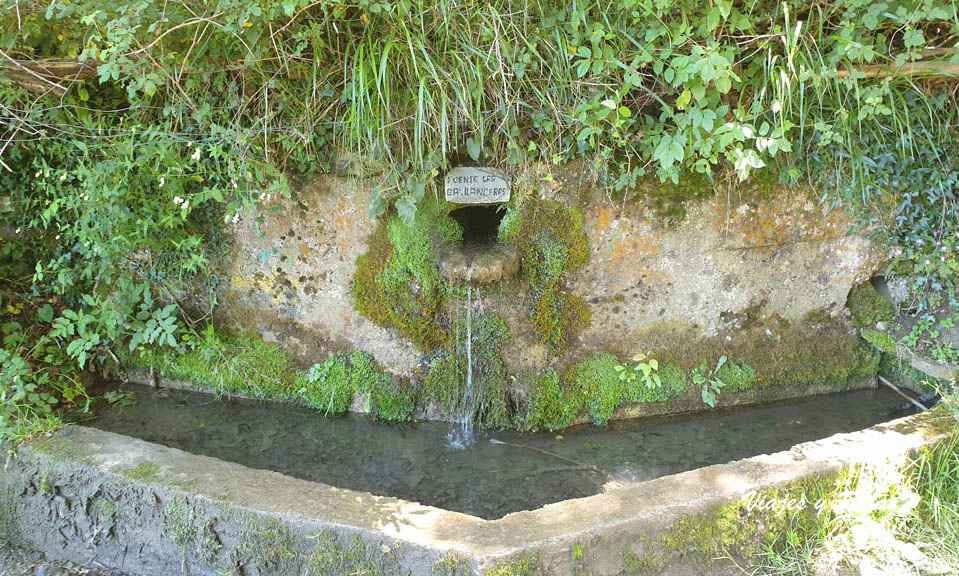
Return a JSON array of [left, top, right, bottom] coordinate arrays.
[[0, 409, 954, 575]]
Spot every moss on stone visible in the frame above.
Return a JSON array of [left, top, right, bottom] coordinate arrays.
[[485, 554, 540, 576], [503, 197, 590, 353], [863, 330, 898, 354], [434, 550, 471, 576], [162, 497, 221, 565], [847, 281, 896, 328], [307, 531, 391, 576], [713, 360, 756, 393], [663, 473, 843, 566], [236, 516, 299, 574], [562, 354, 687, 427], [522, 368, 584, 432], [302, 352, 354, 415], [623, 362, 688, 404], [303, 351, 416, 421], [353, 221, 395, 329], [644, 172, 715, 224], [124, 332, 303, 400], [353, 197, 462, 350], [635, 317, 879, 392], [622, 547, 666, 575], [571, 353, 626, 427], [424, 313, 513, 429], [123, 461, 160, 482]]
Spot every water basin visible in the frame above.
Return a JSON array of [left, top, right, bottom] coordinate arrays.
[[88, 384, 907, 520]]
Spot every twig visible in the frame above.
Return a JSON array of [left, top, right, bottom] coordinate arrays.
[[510, 465, 601, 479], [0, 50, 68, 95], [878, 375, 928, 412], [489, 438, 600, 470]]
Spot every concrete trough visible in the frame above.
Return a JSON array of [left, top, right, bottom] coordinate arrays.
[[0, 410, 953, 576]]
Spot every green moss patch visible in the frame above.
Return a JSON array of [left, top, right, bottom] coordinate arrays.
[[501, 197, 591, 353], [562, 353, 687, 427], [353, 198, 462, 350], [424, 313, 512, 429], [863, 329, 898, 354], [125, 331, 414, 422], [847, 281, 896, 328], [485, 554, 540, 576], [124, 331, 304, 400], [636, 317, 879, 391], [303, 350, 416, 422], [522, 368, 584, 432], [664, 473, 842, 565]]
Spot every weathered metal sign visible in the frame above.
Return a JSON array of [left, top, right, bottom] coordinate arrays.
[[444, 167, 510, 204]]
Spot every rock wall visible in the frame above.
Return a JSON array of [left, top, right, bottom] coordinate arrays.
[[220, 175, 419, 376], [219, 168, 882, 391]]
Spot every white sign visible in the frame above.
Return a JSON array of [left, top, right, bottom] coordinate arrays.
[[445, 167, 510, 204]]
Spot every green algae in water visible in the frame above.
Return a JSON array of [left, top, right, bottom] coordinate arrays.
[[89, 383, 908, 520]]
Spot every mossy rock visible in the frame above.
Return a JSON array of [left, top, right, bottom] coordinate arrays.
[[846, 281, 895, 328], [500, 197, 591, 353], [353, 197, 462, 350], [424, 313, 513, 429], [522, 368, 584, 432], [862, 330, 898, 354]]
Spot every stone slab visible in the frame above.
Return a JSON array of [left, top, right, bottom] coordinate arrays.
[[445, 168, 510, 204]]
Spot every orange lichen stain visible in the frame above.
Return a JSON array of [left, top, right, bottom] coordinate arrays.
[[333, 197, 370, 252], [741, 207, 793, 247], [591, 206, 615, 238], [608, 232, 662, 269], [298, 243, 311, 259]]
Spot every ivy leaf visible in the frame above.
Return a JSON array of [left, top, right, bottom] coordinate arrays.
[[466, 136, 482, 161], [368, 187, 386, 220], [654, 135, 685, 170], [396, 195, 417, 226], [37, 304, 54, 324]]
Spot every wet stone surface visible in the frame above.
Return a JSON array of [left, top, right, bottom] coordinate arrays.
[[436, 242, 521, 285], [88, 384, 906, 520]]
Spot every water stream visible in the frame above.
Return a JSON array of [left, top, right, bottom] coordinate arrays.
[[447, 285, 476, 449], [88, 383, 908, 519]]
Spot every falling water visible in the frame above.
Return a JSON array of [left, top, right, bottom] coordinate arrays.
[[448, 286, 476, 448]]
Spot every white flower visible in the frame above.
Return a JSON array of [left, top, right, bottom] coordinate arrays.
[[191, 147, 201, 161], [772, 101, 782, 114], [181, 200, 189, 211], [173, 196, 183, 205], [259, 192, 266, 200], [224, 213, 231, 224], [266, 194, 272, 202], [15, 227, 21, 234], [34, 171, 40, 178], [159, 177, 165, 188], [231, 179, 238, 190], [232, 213, 240, 224], [59, 173, 67, 182]]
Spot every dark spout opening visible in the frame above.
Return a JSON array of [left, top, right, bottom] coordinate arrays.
[[450, 205, 505, 245]]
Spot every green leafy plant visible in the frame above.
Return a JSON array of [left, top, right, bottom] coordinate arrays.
[[615, 352, 662, 391], [693, 355, 728, 408]]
